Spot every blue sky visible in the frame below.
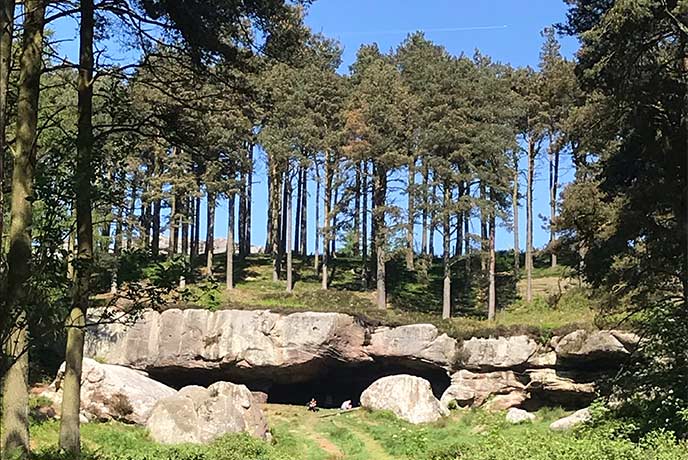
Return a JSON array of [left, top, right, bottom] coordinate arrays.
[[52, 1, 579, 253]]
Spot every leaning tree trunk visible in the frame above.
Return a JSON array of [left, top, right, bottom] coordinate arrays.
[[373, 163, 387, 309], [406, 156, 415, 271], [226, 194, 234, 290], [1, 2, 43, 457], [487, 192, 497, 321], [526, 137, 535, 302], [0, 0, 14, 255], [512, 151, 520, 276], [442, 182, 451, 319], [206, 191, 216, 276], [60, 0, 94, 454]]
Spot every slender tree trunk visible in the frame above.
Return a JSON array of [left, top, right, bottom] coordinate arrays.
[[353, 161, 361, 257], [0, 0, 14, 255], [206, 192, 216, 276], [299, 165, 307, 257], [286, 177, 293, 292], [314, 162, 320, 271], [294, 164, 302, 256], [429, 179, 437, 257], [488, 191, 497, 321], [181, 195, 189, 256], [421, 162, 429, 255], [238, 168, 246, 257], [1, 3, 43, 457], [331, 185, 338, 257], [244, 144, 253, 256], [549, 142, 559, 267], [170, 194, 178, 256], [513, 152, 520, 275], [374, 163, 387, 309], [480, 182, 488, 272], [151, 197, 161, 256], [280, 172, 288, 257], [464, 183, 471, 274], [192, 195, 200, 259], [406, 157, 415, 270], [125, 176, 138, 250], [226, 194, 234, 290], [322, 153, 332, 289], [526, 138, 535, 302], [442, 182, 451, 319], [60, 0, 94, 453], [361, 160, 368, 289], [455, 183, 464, 257], [270, 160, 281, 281]]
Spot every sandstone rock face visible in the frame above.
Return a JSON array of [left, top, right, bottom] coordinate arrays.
[[506, 408, 535, 424], [484, 391, 528, 411], [459, 336, 538, 371], [366, 324, 458, 367], [44, 358, 176, 424], [87, 309, 370, 383], [526, 369, 596, 406], [555, 330, 631, 365], [440, 370, 526, 409], [147, 381, 268, 444], [360, 375, 448, 424], [549, 408, 591, 431]]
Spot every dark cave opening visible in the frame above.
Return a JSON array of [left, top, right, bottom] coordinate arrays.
[[148, 359, 451, 409]]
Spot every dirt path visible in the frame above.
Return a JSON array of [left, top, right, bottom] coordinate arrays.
[[309, 431, 345, 460], [339, 424, 394, 460]]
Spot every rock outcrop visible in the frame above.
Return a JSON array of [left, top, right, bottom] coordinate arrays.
[[44, 358, 176, 424], [554, 330, 636, 366], [506, 408, 535, 424], [440, 370, 526, 409], [360, 375, 448, 424], [147, 381, 268, 444], [458, 336, 539, 371], [525, 368, 597, 406]]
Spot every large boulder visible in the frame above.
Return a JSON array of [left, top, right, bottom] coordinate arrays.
[[549, 408, 592, 431], [506, 408, 535, 424], [440, 370, 526, 409], [366, 324, 458, 367], [360, 375, 448, 424], [147, 381, 268, 444], [459, 336, 539, 371], [555, 330, 631, 366], [44, 358, 176, 424]]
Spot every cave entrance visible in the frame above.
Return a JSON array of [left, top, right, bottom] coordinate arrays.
[[148, 360, 451, 409], [265, 361, 451, 409]]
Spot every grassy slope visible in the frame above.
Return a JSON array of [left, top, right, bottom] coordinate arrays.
[[30, 405, 688, 460], [174, 253, 597, 340]]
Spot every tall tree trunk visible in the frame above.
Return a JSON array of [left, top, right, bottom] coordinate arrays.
[[125, 176, 138, 250], [526, 138, 535, 302], [270, 160, 281, 281], [192, 195, 200, 259], [442, 182, 451, 319], [322, 153, 332, 290], [549, 141, 559, 267], [181, 195, 189, 256], [206, 192, 216, 276], [60, 0, 94, 453], [244, 143, 253, 257], [299, 165, 307, 257], [406, 157, 415, 270], [421, 162, 429, 255], [455, 183, 464, 257], [512, 152, 520, 275], [0, 0, 14, 255], [353, 161, 361, 257], [280, 171, 287, 257], [331, 184, 338, 257], [238, 167, 246, 257], [170, 194, 178, 256], [464, 182, 471, 273], [151, 197, 161, 256], [361, 160, 368, 289], [294, 164, 302, 256], [226, 194, 234, 290], [373, 163, 387, 309], [480, 182, 488, 272], [314, 161, 320, 271], [487, 191, 497, 321], [1, 3, 43, 457], [429, 179, 436, 257], [286, 177, 293, 292]]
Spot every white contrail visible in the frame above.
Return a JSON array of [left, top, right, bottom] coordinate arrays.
[[335, 25, 508, 36]]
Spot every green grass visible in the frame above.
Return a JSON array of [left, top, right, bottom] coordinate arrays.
[[29, 405, 688, 460]]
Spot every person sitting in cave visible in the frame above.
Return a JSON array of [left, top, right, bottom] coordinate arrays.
[[340, 400, 353, 411], [307, 398, 319, 412]]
